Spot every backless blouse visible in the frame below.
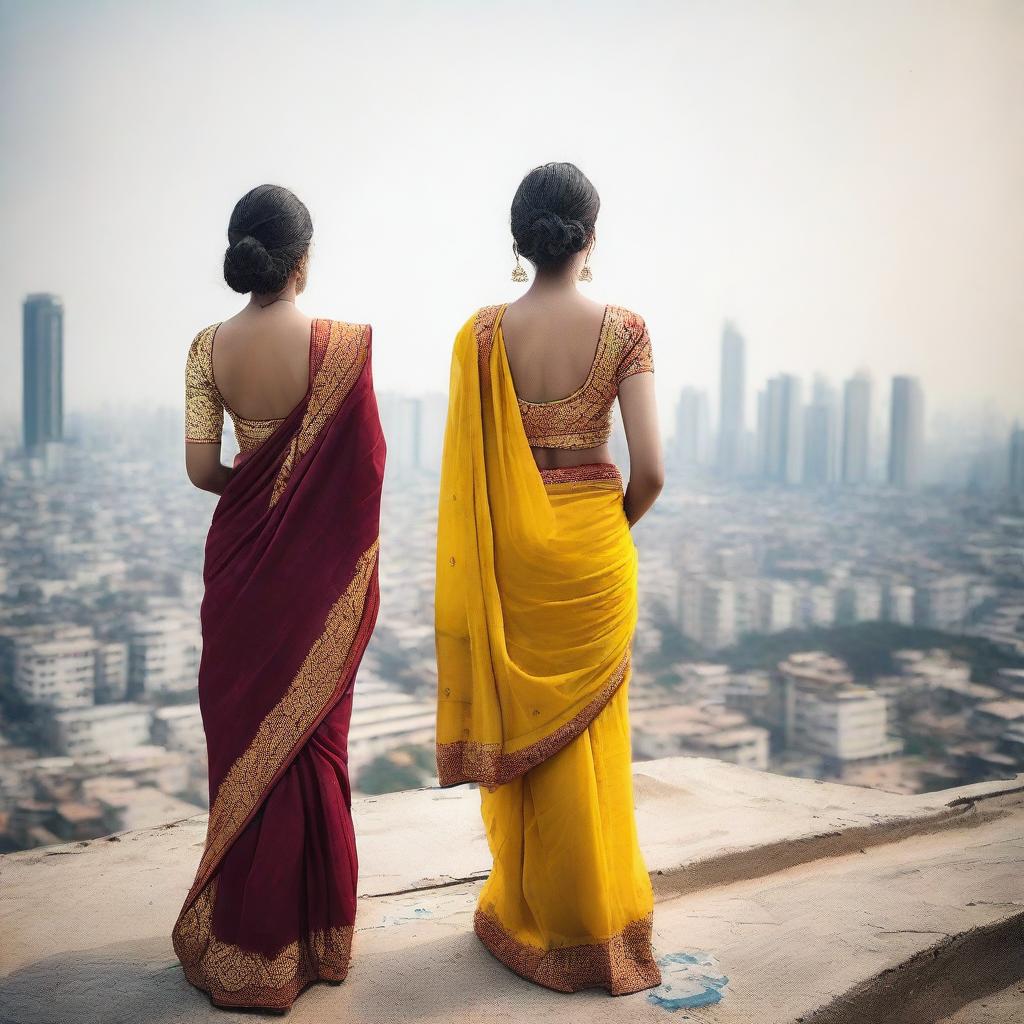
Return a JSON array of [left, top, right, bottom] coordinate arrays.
[[185, 322, 307, 455], [508, 304, 654, 450]]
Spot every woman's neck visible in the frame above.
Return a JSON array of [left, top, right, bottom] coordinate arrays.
[[249, 282, 299, 309], [525, 263, 582, 298]]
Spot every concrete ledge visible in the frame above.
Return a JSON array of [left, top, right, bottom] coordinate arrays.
[[2, 757, 1022, 1023]]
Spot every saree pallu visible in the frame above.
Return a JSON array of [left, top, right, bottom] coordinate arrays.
[[172, 320, 385, 1011], [435, 306, 660, 995]]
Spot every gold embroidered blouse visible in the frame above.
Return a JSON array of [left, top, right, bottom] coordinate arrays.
[[184, 323, 288, 454], [513, 304, 654, 450]]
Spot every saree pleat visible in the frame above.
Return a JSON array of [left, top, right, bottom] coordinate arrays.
[[173, 320, 385, 1011], [435, 306, 660, 995]]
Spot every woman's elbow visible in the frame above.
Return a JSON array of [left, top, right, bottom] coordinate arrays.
[[633, 463, 665, 496], [186, 468, 212, 492], [185, 461, 223, 494]]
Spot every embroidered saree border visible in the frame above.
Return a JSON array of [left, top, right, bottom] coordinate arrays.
[[174, 877, 353, 1010], [474, 907, 661, 996], [176, 539, 379, 909], [436, 650, 630, 788], [538, 463, 622, 486], [270, 320, 370, 507]]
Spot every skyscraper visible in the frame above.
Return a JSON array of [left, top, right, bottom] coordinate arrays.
[[803, 375, 838, 485], [22, 293, 64, 452], [760, 374, 803, 484], [1009, 423, 1024, 495], [716, 321, 746, 476], [673, 387, 711, 470], [888, 375, 925, 488], [377, 393, 420, 475], [841, 373, 871, 485]]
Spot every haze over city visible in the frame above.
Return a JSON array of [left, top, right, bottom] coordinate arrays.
[[1, 0, 1022, 432]]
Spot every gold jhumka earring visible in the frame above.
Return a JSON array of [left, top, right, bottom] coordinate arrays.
[[578, 241, 594, 282], [511, 244, 528, 283]]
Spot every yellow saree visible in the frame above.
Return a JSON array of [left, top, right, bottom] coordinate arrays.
[[435, 305, 660, 995]]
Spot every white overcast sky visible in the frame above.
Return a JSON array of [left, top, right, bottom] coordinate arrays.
[[1, 0, 1021, 433]]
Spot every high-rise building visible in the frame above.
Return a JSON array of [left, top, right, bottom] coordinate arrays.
[[417, 393, 448, 475], [377, 394, 421, 475], [1009, 423, 1024, 494], [883, 584, 916, 626], [716, 321, 746, 476], [836, 579, 883, 625], [759, 580, 796, 632], [760, 374, 803, 484], [13, 628, 97, 709], [127, 610, 201, 698], [888, 375, 925, 488], [673, 387, 711, 470], [803, 376, 838, 485], [841, 373, 871, 485], [22, 293, 64, 451], [914, 576, 968, 631], [678, 576, 737, 650]]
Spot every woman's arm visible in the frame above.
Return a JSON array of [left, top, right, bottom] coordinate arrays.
[[618, 371, 664, 526], [185, 442, 233, 495]]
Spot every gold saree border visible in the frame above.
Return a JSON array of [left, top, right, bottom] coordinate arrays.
[[436, 650, 630, 788], [173, 540, 378, 1007], [538, 463, 622, 486], [174, 877, 353, 1010], [270, 320, 370, 507], [474, 907, 661, 996], [474, 304, 502, 384], [179, 538, 378, 900]]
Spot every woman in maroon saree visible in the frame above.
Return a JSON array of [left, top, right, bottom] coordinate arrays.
[[173, 185, 385, 1011]]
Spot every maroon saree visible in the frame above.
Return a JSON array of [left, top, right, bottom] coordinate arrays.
[[172, 319, 385, 1011]]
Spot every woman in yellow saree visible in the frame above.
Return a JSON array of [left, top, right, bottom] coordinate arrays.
[[435, 163, 664, 995]]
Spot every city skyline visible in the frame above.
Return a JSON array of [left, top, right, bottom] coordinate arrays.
[[1, 1, 1022, 428], [11, 284, 1021, 494], [3, 285, 1017, 460]]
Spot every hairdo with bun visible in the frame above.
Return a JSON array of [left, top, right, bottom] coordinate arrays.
[[510, 162, 599, 268], [223, 184, 312, 294]]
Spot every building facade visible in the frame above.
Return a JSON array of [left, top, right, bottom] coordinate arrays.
[[22, 294, 64, 452], [888, 375, 925, 488], [841, 373, 871, 485], [716, 321, 746, 477]]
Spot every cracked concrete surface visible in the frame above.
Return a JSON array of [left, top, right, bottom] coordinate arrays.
[[2, 757, 1022, 1023]]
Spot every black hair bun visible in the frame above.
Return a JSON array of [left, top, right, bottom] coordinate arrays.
[[222, 185, 313, 294], [223, 235, 288, 295], [510, 163, 600, 269], [518, 211, 588, 262]]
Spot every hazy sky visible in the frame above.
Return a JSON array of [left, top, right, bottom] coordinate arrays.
[[1, 0, 1021, 434]]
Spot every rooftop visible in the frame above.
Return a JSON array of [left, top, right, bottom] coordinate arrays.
[[2, 756, 1022, 1023]]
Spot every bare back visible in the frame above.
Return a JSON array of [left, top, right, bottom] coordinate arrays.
[[211, 305, 314, 421], [500, 294, 610, 469]]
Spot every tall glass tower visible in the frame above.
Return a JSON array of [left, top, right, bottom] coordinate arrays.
[[716, 321, 746, 476], [841, 373, 871, 485], [22, 293, 64, 451], [888, 375, 925, 489]]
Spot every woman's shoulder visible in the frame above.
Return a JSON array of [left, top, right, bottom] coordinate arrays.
[[467, 304, 504, 326], [316, 315, 371, 330], [453, 304, 504, 341], [315, 316, 371, 337], [185, 322, 221, 373], [604, 304, 647, 337], [314, 317, 373, 350], [603, 305, 653, 382]]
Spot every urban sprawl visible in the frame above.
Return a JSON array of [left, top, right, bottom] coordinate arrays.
[[1, 295, 1022, 853]]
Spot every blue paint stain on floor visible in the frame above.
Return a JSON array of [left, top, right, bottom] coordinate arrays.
[[381, 906, 433, 927], [647, 951, 729, 1011]]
